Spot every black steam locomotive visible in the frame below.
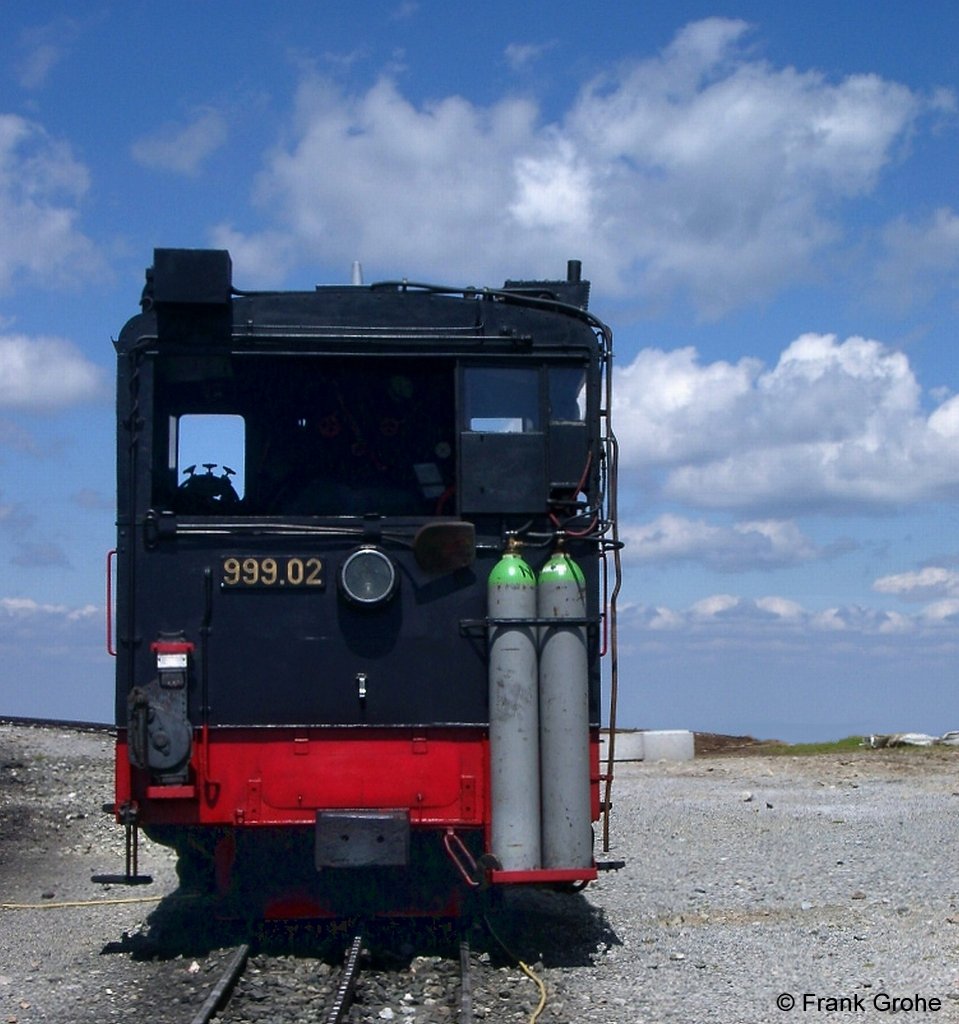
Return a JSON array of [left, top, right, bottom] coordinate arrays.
[[108, 248, 620, 916]]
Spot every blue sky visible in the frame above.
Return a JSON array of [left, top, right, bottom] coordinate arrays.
[[1, 2, 957, 740]]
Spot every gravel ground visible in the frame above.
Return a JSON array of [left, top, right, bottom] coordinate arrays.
[[2, 723, 958, 1022]]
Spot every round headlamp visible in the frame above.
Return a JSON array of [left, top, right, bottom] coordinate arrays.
[[339, 547, 397, 607]]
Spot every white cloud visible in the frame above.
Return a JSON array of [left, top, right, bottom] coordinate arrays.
[[15, 18, 79, 90], [690, 593, 740, 618], [874, 566, 959, 601], [624, 593, 959, 639], [16, 43, 62, 90], [390, 2, 419, 21], [220, 75, 541, 284], [131, 108, 229, 175], [619, 593, 958, 741], [510, 135, 593, 232], [504, 42, 556, 72], [615, 333, 959, 512], [218, 19, 930, 310], [811, 607, 853, 632], [0, 596, 97, 621], [875, 610, 914, 635], [876, 206, 959, 309], [0, 334, 105, 410], [645, 605, 685, 631], [755, 595, 805, 620], [622, 513, 823, 571], [208, 224, 296, 288], [919, 599, 959, 624], [564, 21, 923, 311], [929, 394, 959, 438], [0, 596, 110, 720], [616, 346, 759, 464], [0, 114, 98, 291]]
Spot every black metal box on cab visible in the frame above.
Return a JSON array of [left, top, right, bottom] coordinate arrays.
[[152, 248, 232, 306]]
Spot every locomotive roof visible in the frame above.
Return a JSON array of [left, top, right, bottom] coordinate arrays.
[[115, 248, 609, 357]]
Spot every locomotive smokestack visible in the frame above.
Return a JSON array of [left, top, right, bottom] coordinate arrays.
[[566, 259, 582, 284]]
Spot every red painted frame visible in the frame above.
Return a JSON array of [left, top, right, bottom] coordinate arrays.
[[114, 727, 603, 886], [116, 726, 489, 827]]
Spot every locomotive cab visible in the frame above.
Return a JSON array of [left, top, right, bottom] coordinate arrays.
[[110, 248, 620, 916]]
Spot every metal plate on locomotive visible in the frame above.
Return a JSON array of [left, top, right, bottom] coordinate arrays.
[[221, 555, 324, 589], [315, 810, 410, 868]]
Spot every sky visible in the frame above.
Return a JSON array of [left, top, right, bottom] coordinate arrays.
[[0, 2, 957, 741]]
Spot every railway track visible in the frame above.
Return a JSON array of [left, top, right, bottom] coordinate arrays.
[[0, 718, 531, 1020], [186, 927, 475, 1024], [189, 943, 250, 1024]]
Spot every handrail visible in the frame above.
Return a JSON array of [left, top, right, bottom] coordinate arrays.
[[106, 549, 117, 656]]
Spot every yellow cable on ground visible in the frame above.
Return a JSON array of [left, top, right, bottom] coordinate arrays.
[[518, 959, 548, 1023], [1, 895, 164, 910], [483, 914, 549, 1024]]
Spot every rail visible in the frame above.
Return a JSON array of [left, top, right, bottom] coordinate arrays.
[[189, 944, 250, 1024]]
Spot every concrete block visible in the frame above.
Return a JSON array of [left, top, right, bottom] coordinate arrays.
[[641, 729, 695, 761], [599, 729, 695, 762]]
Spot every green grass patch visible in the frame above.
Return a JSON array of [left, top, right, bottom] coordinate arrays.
[[760, 735, 867, 755], [761, 735, 957, 756]]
